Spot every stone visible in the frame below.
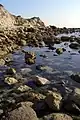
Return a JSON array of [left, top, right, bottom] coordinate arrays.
[[4, 77, 18, 85], [33, 76, 50, 85], [17, 85, 32, 92], [69, 42, 80, 49], [21, 68, 32, 75], [41, 113, 73, 120], [61, 36, 70, 41], [0, 59, 5, 66], [69, 88, 80, 106], [56, 48, 63, 54], [70, 73, 80, 83], [45, 91, 62, 111], [20, 39, 27, 46], [5, 104, 38, 120], [64, 101, 80, 114], [6, 67, 16, 75]]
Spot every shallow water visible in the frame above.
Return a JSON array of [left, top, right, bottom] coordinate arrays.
[[0, 41, 80, 89]]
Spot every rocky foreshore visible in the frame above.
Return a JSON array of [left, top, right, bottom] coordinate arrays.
[[0, 4, 80, 120]]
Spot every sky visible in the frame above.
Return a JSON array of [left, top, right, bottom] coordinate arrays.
[[0, 0, 80, 28]]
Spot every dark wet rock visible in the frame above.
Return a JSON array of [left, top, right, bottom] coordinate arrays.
[[53, 54, 58, 56], [4, 104, 38, 120], [56, 48, 63, 54], [62, 48, 66, 52], [61, 36, 70, 41], [6, 67, 16, 75], [45, 91, 62, 111], [64, 101, 80, 114], [69, 42, 80, 49], [48, 44, 56, 50], [72, 115, 80, 120], [69, 88, 80, 106], [78, 50, 80, 53], [70, 73, 80, 83], [39, 54, 47, 58], [40, 113, 73, 120]]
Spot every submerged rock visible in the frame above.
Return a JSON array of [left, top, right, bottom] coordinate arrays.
[[45, 91, 62, 111]]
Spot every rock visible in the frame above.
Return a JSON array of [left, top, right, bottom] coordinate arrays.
[[6, 67, 16, 75], [70, 73, 80, 83], [64, 101, 80, 114], [56, 48, 63, 54], [69, 42, 80, 49], [20, 101, 34, 107], [48, 44, 56, 50], [69, 88, 80, 106], [41, 113, 73, 120], [62, 48, 66, 52], [32, 76, 50, 86], [45, 91, 62, 111], [17, 85, 32, 92], [4, 77, 18, 85], [21, 68, 32, 75], [61, 36, 70, 41], [25, 51, 36, 59], [25, 52, 36, 65], [39, 54, 47, 58], [25, 58, 35, 65], [20, 39, 27, 46], [0, 59, 5, 66], [5, 104, 38, 120], [36, 65, 53, 73]]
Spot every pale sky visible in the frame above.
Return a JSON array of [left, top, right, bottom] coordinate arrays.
[[0, 0, 80, 28]]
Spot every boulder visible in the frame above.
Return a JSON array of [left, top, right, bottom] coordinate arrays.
[[45, 91, 62, 111], [5, 104, 38, 120], [17, 85, 32, 92]]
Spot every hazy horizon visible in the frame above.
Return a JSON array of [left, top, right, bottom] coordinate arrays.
[[0, 0, 80, 28]]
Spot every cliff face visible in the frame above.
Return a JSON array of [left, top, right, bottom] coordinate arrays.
[[0, 4, 45, 29]]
